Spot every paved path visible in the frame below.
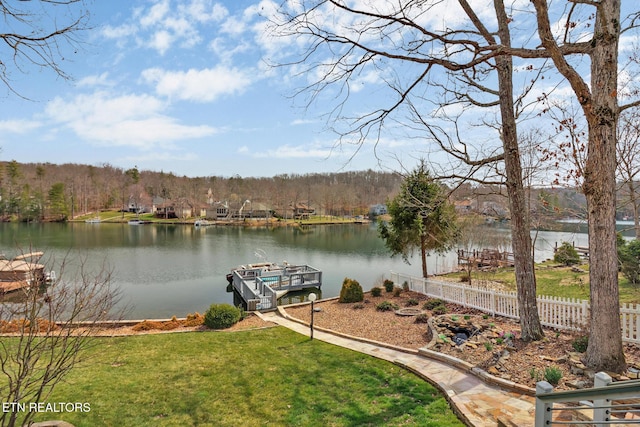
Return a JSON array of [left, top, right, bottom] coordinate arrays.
[[259, 310, 536, 427]]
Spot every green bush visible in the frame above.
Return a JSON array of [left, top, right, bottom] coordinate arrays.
[[619, 239, 640, 285], [339, 278, 364, 303], [414, 313, 429, 324], [406, 298, 419, 307], [553, 242, 580, 266], [402, 281, 410, 291], [376, 301, 399, 312], [383, 279, 394, 292], [370, 286, 382, 297], [571, 336, 589, 353], [204, 304, 242, 330], [432, 305, 447, 315], [544, 366, 563, 385], [423, 298, 445, 310]]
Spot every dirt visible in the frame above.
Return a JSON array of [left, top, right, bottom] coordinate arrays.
[[283, 291, 640, 391]]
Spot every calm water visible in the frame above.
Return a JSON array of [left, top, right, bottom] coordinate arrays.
[[0, 222, 440, 319], [0, 220, 630, 319]]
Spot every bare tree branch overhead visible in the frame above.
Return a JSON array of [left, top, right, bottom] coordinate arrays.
[[0, 0, 89, 97], [270, 0, 640, 371]]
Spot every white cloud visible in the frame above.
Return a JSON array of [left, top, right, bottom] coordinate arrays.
[[0, 119, 41, 134], [45, 91, 218, 149], [141, 66, 253, 102], [249, 143, 336, 159], [77, 72, 114, 88], [140, 0, 171, 28]]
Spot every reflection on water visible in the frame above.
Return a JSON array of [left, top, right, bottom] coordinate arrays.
[[0, 222, 433, 319], [0, 220, 617, 319]]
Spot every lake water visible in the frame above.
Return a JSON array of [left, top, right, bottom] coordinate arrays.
[[0, 220, 632, 319]]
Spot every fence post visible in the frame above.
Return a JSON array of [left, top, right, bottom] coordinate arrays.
[[581, 300, 589, 330], [535, 381, 554, 427], [593, 371, 612, 425], [490, 290, 496, 316]]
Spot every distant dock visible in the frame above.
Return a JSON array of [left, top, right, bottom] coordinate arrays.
[[457, 248, 515, 269]]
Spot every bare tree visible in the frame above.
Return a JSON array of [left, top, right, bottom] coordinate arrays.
[[272, 0, 545, 340], [272, 0, 640, 372], [617, 109, 640, 238], [0, 252, 122, 427], [531, 0, 632, 373], [0, 1, 89, 96]]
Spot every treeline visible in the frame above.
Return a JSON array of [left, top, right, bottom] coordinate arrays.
[[0, 160, 610, 224], [0, 161, 404, 221]]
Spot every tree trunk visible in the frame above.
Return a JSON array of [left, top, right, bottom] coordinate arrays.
[[420, 233, 428, 278], [495, 1, 544, 341], [629, 180, 640, 239], [581, 0, 626, 373]]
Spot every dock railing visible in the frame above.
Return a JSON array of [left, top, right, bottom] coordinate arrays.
[[535, 372, 640, 425]]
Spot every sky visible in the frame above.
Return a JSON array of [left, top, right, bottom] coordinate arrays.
[[0, 1, 636, 180], [0, 0, 424, 178]]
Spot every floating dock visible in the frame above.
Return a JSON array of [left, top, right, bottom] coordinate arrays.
[[228, 263, 322, 311]]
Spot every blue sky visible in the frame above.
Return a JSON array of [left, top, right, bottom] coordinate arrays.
[[0, 0, 421, 178], [0, 1, 636, 180]]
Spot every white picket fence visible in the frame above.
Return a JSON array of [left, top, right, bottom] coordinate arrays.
[[390, 272, 640, 344]]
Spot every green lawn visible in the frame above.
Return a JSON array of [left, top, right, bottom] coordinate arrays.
[[27, 327, 463, 427], [457, 264, 640, 304]]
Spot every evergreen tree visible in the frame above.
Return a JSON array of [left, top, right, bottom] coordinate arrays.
[[379, 162, 458, 278]]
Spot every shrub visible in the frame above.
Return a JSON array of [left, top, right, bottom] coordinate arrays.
[[405, 298, 419, 307], [544, 366, 563, 385], [383, 279, 395, 293], [339, 278, 364, 303], [183, 312, 204, 327], [392, 287, 402, 297], [414, 313, 429, 324], [571, 336, 589, 353], [370, 286, 382, 297], [554, 242, 581, 266], [376, 301, 399, 312], [432, 305, 447, 315], [618, 239, 640, 285], [402, 281, 410, 291], [204, 304, 242, 330], [423, 298, 445, 310]]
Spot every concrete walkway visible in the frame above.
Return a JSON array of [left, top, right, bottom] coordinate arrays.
[[259, 309, 536, 427]]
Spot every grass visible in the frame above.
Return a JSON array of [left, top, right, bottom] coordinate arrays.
[[26, 327, 464, 427], [454, 263, 640, 304]]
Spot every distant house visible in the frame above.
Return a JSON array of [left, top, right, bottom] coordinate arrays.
[[370, 204, 388, 216], [454, 199, 475, 214], [155, 200, 192, 219], [293, 203, 314, 220]]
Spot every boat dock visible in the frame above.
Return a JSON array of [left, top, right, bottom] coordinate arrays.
[[0, 251, 48, 294], [457, 248, 515, 269], [228, 263, 322, 311]]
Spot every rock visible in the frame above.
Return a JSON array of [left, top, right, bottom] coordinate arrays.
[[566, 380, 586, 389], [570, 365, 585, 376], [488, 366, 500, 376]]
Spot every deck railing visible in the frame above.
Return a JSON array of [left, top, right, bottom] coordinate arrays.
[[535, 372, 640, 425], [390, 272, 639, 344]]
